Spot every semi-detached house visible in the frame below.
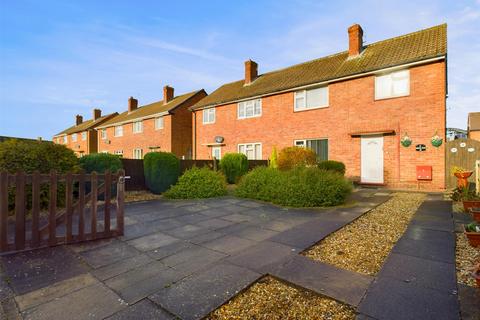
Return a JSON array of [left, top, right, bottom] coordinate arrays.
[[97, 86, 206, 159], [191, 24, 447, 190]]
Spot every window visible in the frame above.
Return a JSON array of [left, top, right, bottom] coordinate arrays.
[[63, 136, 67, 144], [375, 69, 410, 100], [212, 147, 221, 160], [71, 133, 77, 142], [81, 132, 87, 141], [155, 117, 164, 130], [133, 121, 143, 133], [133, 148, 143, 159], [114, 125, 123, 137], [294, 139, 328, 161], [114, 150, 123, 157], [101, 129, 107, 140], [203, 108, 215, 124], [294, 86, 329, 111], [238, 99, 262, 119], [238, 143, 262, 160]]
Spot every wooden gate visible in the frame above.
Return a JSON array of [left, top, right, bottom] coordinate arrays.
[[0, 169, 125, 254], [445, 138, 480, 189]]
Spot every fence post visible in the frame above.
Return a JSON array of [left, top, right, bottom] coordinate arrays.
[[213, 157, 217, 171], [476, 160, 480, 195], [15, 171, 26, 250], [104, 170, 111, 236], [78, 170, 85, 241], [116, 169, 125, 236], [0, 172, 8, 252], [31, 171, 40, 247], [48, 170, 57, 246], [91, 172, 97, 239], [65, 172, 73, 243]]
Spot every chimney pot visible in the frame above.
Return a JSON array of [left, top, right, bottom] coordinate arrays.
[[163, 85, 174, 104], [244, 60, 258, 85], [348, 24, 364, 57], [93, 108, 101, 120], [128, 96, 138, 113], [76, 115, 83, 126]]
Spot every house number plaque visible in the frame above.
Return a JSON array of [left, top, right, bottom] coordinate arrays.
[[415, 144, 426, 151]]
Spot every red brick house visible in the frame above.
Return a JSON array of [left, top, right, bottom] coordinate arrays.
[[191, 24, 447, 190], [53, 109, 117, 156], [467, 112, 480, 142], [97, 86, 206, 159]]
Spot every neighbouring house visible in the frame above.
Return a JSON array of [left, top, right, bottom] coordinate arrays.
[[96, 86, 206, 159], [467, 112, 480, 141], [191, 24, 447, 190], [53, 109, 118, 156], [446, 127, 467, 141]]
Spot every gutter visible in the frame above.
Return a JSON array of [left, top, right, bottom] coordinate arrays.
[[193, 55, 446, 110]]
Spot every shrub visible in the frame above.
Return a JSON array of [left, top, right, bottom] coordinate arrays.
[[164, 167, 227, 199], [236, 166, 352, 207], [79, 153, 123, 174], [318, 160, 346, 175], [277, 146, 317, 171], [219, 153, 249, 184], [269, 146, 278, 169], [143, 152, 180, 194]]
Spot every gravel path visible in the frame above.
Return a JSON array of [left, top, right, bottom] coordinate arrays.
[[305, 193, 426, 275], [207, 277, 355, 320], [456, 233, 480, 287]]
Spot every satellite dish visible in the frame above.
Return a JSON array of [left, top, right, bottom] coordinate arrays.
[[215, 136, 224, 143]]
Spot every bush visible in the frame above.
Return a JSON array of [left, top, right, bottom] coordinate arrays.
[[143, 152, 180, 194], [318, 160, 346, 175], [269, 147, 278, 169], [277, 146, 317, 170], [236, 166, 352, 207], [164, 167, 227, 199], [79, 153, 123, 173], [219, 153, 249, 184]]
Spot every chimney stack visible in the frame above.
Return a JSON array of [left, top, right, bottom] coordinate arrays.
[[163, 85, 174, 105], [128, 96, 138, 113], [93, 108, 101, 120], [244, 60, 258, 85], [348, 24, 363, 57], [76, 115, 83, 126]]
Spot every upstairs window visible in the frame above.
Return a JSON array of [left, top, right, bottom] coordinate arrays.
[[71, 133, 77, 142], [238, 99, 262, 119], [133, 121, 143, 133], [114, 125, 123, 137], [101, 129, 107, 140], [375, 69, 410, 100], [155, 117, 164, 130], [294, 86, 329, 111], [203, 108, 215, 124], [81, 132, 87, 141]]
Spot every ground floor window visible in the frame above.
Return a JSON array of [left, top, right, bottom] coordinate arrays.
[[114, 150, 123, 157], [238, 143, 262, 160], [133, 148, 143, 159], [212, 146, 221, 160], [294, 139, 328, 161]]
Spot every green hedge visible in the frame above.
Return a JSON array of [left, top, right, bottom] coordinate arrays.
[[164, 167, 227, 199], [235, 166, 352, 207], [318, 160, 346, 175], [143, 152, 180, 194], [219, 153, 249, 184], [79, 153, 122, 173]]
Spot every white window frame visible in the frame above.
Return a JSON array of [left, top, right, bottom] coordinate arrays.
[[375, 69, 410, 100], [237, 99, 262, 119], [133, 148, 143, 159], [101, 129, 107, 140], [114, 125, 123, 137], [294, 138, 328, 161], [71, 133, 77, 142], [294, 86, 329, 111], [155, 116, 164, 130], [81, 132, 87, 141], [203, 108, 215, 124], [212, 146, 221, 160], [63, 136, 67, 144], [132, 121, 143, 134], [237, 143, 262, 160], [114, 150, 123, 157]]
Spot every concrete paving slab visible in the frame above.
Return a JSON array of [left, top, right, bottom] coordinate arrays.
[[201, 235, 257, 255], [392, 237, 455, 264], [233, 225, 279, 241], [197, 218, 236, 230], [175, 213, 211, 225], [126, 232, 180, 252], [106, 299, 174, 320], [188, 231, 226, 244], [160, 245, 227, 274], [79, 241, 140, 269], [92, 254, 153, 281], [220, 213, 252, 223], [163, 224, 210, 240], [458, 283, 480, 320], [147, 241, 197, 260]]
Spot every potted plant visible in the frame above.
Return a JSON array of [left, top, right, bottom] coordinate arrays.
[[451, 166, 473, 189], [464, 223, 480, 247], [470, 207, 480, 222], [400, 133, 412, 147], [472, 263, 480, 287], [431, 132, 443, 147], [461, 188, 480, 212]]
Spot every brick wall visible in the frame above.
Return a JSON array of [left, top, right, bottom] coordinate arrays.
[[193, 61, 447, 190], [54, 130, 91, 156]]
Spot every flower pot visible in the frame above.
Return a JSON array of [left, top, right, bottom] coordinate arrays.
[[454, 171, 473, 189], [470, 208, 480, 222], [464, 229, 480, 247], [463, 200, 480, 212]]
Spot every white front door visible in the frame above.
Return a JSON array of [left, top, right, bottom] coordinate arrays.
[[212, 146, 221, 160], [361, 135, 384, 183]]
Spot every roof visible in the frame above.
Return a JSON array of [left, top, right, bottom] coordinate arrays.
[[193, 24, 447, 109], [54, 113, 118, 136], [99, 90, 205, 128], [468, 112, 480, 131]]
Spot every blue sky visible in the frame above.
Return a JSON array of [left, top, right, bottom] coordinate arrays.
[[0, 0, 479, 139]]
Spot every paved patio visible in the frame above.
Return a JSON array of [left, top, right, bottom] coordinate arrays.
[[0, 189, 465, 320]]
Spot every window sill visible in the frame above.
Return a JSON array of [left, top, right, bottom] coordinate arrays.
[[237, 115, 262, 120], [374, 94, 410, 101], [294, 105, 329, 113]]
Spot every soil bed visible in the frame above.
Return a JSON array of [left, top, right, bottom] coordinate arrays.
[[305, 192, 425, 275], [124, 190, 162, 203], [207, 277, 355, 320]]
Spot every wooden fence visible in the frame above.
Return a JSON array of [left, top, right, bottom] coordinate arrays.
[[0, 169, 125, 254], [445, 138, 480, 189]]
